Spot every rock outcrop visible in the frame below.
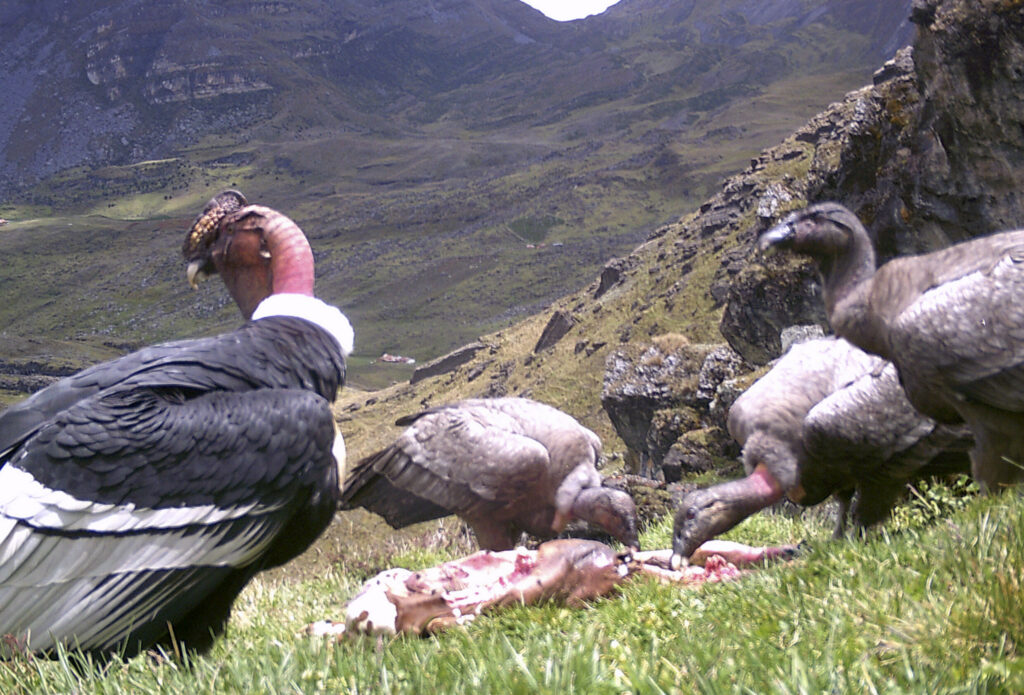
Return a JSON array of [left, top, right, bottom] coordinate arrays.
[[597, 0, 1024, 497], [410, 342, 488, 385], [601, 336, 746, 481], [534, 311, 576, 353], [720, 0, 1024, 361]]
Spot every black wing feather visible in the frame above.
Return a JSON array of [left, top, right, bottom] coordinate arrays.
[[0, 316, 344, 657], [0, 316, 345, 465]]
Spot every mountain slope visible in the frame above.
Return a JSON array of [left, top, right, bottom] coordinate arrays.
[[0, 0, 913, 392], [330, 0, 1024, 467], [0, 0, 910, 192]]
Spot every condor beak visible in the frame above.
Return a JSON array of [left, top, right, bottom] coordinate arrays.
[[186, 261, 206, 290], [757, 220, 795, 252], [669, 552, 688, 571]]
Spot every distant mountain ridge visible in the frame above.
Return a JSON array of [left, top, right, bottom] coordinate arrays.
[[0, 0, 911, 194]]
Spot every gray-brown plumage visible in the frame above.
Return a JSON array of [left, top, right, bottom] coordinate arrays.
[[759, 201, 1024, 493], [671, 337, 971, 566], [339, 397, 639, 551]]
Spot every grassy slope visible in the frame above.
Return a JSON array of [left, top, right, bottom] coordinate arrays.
[[3, 486, 1019, 694]]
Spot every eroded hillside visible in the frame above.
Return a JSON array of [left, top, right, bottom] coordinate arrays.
[[0, 0, 912, 395]]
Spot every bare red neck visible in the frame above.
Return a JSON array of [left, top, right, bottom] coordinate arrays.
[[256, 205, 315, 297]]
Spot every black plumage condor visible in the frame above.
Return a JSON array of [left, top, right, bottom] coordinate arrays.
[[0, 191, 353, 659]]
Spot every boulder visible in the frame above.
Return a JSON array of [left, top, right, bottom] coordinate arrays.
[[601, 338, 746, 480], [533, 311, 575, 353], [410, 342, 487, 384]]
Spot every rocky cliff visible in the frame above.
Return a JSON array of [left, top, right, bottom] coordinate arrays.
[[722, 0, 1024, 363], [609, 0, 1024, 481]]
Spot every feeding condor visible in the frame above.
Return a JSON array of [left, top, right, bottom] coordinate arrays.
[[0, 191, 352, 658], [340, 397, 639, 552], [671, 337, 971, 567]]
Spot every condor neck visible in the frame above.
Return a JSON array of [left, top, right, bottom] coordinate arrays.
[[252, 294, 355, 357], [261, 207, 316, 298], [822, 237, 887, 357], [713, 466, 785, 521]]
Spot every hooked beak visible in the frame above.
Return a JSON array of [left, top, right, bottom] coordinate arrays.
[[757, 220, 795, 253], [186, 261, 207, 290], [669, 552, 688, 571]]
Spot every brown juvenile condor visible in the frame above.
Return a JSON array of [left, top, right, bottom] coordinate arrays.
[[0, 191, 352, 658], [759, 202, 1024, 493], [671, 337, 971, 567], [340, 397, 639, 552]]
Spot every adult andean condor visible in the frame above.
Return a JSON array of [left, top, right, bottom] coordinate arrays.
[[340, 397, 639, 551], [0, 191, 353, 658], [759, 202, 1024, 492]]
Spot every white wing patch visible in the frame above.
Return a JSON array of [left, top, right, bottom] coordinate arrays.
[[0, 465, 287, 653], [0, 519, 279, 653], [0, 465, 281, 533], [332, 421, 348, 487]]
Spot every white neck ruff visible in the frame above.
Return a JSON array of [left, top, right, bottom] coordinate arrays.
[[252, 294, 354, 357]]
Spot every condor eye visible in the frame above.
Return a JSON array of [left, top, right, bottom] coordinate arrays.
[[685, 507, 697, 521]]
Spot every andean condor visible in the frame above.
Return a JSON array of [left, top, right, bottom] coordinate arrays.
[[670, 337, 971, 566], [339, 397, 639, 551], [759, 202, 1024, 492], [0, 190, 353, 659]]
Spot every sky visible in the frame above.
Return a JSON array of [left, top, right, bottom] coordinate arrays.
[[519, 0, 622, 22]]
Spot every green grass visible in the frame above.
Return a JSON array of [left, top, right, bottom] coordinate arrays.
[[5, 485, 1021, 694]]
